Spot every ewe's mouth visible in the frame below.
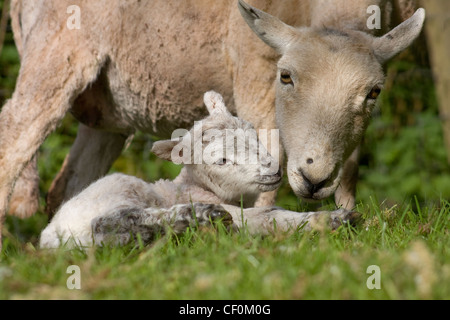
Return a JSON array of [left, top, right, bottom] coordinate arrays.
[[289, 168, 342, 201]]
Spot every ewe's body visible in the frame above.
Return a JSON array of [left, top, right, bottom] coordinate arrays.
[[0, 0, 424, 250]]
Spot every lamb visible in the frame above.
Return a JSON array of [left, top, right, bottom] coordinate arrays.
[[39, 91, 357, 249], [0, 0, 425, 250]]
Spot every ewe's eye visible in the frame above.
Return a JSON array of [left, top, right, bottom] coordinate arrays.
[[367, 86, 382, 100], [280, 70, 293, 85]]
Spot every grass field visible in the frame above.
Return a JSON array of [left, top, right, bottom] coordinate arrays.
[[1, 198, 449, 300], [0, 0, 449, 301]]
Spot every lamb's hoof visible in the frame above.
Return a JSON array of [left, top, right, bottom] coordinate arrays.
[[330, 209, 362, 230], [192, 203, 233, 227]]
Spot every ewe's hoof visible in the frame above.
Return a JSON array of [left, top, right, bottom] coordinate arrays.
[[329, 209, 362, 230], [8, 195, 39, 219]]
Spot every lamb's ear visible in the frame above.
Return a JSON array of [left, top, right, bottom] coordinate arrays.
[[151, 140, 179, 161], [203, 91, 231, 116], [237, 0, 299, 54], [371, 8, 425, 63]]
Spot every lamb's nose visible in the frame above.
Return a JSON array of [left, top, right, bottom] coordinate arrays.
[[261, 159, 281, 176], [262, 159, 273, 169]]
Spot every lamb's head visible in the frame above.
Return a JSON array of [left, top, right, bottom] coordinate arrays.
[[238, 0, 425, 202], [152, 91, 282, 207]]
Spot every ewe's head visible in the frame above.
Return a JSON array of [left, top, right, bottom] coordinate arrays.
[[152, 91, 282, 207], [238, 0, 425, 202]]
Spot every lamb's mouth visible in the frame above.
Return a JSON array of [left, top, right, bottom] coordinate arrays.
[[256, 176, 283, 191]]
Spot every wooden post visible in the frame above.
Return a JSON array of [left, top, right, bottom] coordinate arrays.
[[422, 0, 450, 164]]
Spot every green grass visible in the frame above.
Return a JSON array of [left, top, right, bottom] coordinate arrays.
[[1, 199, 449, 300]]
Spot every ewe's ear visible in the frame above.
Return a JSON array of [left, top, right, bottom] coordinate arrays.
[[371, 8, 425, 63], [151, 140, 179, 161], [203, 91, 231, 116], [237, 0, 299, 54]]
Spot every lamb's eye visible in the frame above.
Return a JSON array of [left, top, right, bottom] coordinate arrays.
[[280, 71, 293, 85], [367, 86, 381, 100], [215, 158, 229, 166]]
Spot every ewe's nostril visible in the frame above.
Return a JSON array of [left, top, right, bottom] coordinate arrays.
[[306, 158, 314, 165]]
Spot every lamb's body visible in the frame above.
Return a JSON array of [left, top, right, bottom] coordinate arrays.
[[40, 91, 280, 248], [40, 171, 355, 249], [39, 172, 224, 248]]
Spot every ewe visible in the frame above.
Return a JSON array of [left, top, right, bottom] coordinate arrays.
[[40, 92, 356, 248]]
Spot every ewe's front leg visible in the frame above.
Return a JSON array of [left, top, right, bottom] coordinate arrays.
[[233, 83, 284, 208], [91, 204, 233, 246], [221, 205, 360, 235], [230, 22, 282, 208], [0, 43, 105, 250], [335, 147, 360, 210], [46, 124, 130, 218], [8, 155, 39, 219]]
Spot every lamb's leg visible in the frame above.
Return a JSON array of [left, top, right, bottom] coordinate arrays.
[[221, 205, 361, 235], [91, 208, 164, 247], [46, 124, 130, 218], [8, 155, 39, 219], [335, 147, 360, 210], [0, 41, 106, 251], [91, 203, 233, 246]]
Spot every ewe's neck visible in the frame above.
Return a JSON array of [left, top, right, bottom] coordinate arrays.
[[172, 168, 223, 205]]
